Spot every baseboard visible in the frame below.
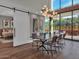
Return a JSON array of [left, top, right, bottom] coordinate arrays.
[[13, 40, 33, 47]]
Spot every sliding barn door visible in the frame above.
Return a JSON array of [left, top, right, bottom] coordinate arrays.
[[13, 11, 31, 46]]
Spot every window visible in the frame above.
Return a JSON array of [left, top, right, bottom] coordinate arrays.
[[73, 10, 79, 40], [73, 0, 79, 5], [52, 0, 60, 10], [61, 0, 72, 8], [51, 0, 79, 40], [53, 15, 59, 31], [44, 17, 49, 32], [61, 12, 72, 39], [52, 0, 79, 10]]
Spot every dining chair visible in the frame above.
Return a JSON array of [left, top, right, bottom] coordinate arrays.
[[44, 35, 58, 55], [56, 34, 65, 50], [58, 33, 66, 45], [31, 32, 41, 50], [62, 33, 66, 45]]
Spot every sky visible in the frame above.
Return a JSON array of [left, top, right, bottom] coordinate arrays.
[[51, 0, 79, 10]]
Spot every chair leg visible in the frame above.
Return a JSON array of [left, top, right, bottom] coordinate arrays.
[[50, 46, 54, 56], [43, 46, 49, 54], [32, 42, 33, 47], [37, 42, 39, 50]]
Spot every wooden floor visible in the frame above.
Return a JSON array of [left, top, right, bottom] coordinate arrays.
[[0, 40, 79, 59]]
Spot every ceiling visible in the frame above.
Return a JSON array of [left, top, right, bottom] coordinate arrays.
[[0, 0, 51, 14]]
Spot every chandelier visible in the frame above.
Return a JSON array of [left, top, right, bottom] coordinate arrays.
[[41, 5, 57, 18]]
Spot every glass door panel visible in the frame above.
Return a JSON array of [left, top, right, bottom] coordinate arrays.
[[53, 14, 60, 36], [73, 10, 79, 40], [61, 12, 72, 39]]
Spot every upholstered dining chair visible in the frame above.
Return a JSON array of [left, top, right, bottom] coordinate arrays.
[[56, 34, 66, 50], [44, 35, 58, 55], [31, 32, 41, 49], [62, 33, 66, 45]]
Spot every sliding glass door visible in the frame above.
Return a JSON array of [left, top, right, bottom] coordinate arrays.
[[61, 12, 72, 40], [73, 10, 79, 40]]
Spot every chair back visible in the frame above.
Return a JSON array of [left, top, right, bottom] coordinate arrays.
[[63, 33, 66, 39], [52, 36, 58, 43], [31, 32, 37, 39], [57, 34, 62, 41]]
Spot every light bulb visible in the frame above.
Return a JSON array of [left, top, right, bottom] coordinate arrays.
[[43, 5, 47, 8]]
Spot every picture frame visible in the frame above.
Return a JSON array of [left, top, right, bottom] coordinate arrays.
[[3, 20, 10, 28]]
